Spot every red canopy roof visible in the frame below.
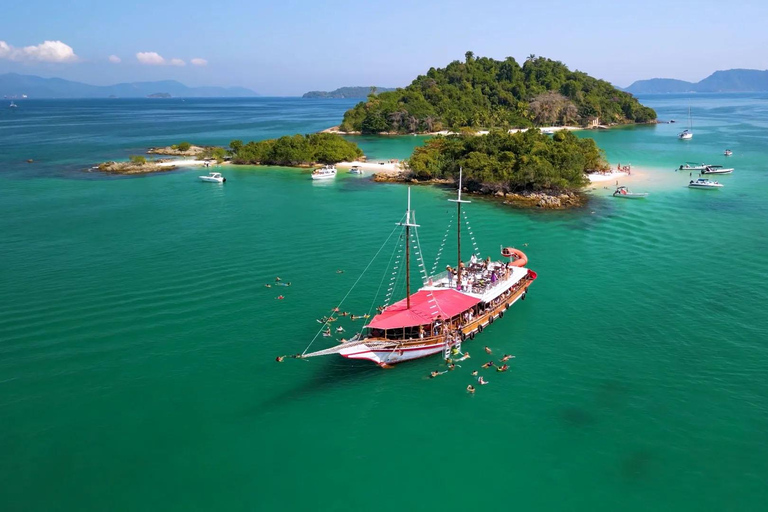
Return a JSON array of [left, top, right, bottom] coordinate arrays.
[[366, 289, 480, 330]]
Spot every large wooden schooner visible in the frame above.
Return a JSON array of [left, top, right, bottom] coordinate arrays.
[[299, 170, 537, 367]]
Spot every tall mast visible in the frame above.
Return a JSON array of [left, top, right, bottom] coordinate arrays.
[[399, 187, 419, 309], [448, 168, 470, 291]]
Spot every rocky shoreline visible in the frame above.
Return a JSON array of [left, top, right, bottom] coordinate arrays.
[[93, 160, 177, 174], [372, 171, 586, 209], [147, 145, 207, 156]]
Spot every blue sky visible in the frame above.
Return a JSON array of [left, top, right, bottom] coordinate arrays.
[[1, 0, 767, 95]]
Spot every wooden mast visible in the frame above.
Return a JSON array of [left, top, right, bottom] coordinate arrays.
[[399, 187, 419, 309], [449, 168, 470, 291]]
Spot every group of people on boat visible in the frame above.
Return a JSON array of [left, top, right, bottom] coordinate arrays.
[[443, 255, 512, 294]]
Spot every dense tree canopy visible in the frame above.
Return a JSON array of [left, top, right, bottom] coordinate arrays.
[[407, 129, 607, 192], [228, 133, 363, 166], [341, 54, 656, 134]]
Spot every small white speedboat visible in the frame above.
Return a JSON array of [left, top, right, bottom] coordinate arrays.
[[701, 165, 733, 175], [199, 172, 225, 183], [678, 163, 710, 171], [9, 101, 17, 108], [688, 178, 723, 189], [349, 166, 364, 175], [678, 129, 693, 140], [311, 165, 337, 180], [724, 149, 733, 156], [612, 186, 648, 199]]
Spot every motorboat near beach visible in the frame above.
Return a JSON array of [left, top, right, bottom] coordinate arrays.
[[612, 186, 648, 199], [199, 172, 225, 183], [293, 169, 536, 367], [724, 149, 733, 156], [349, 166, 364, 175], [678, 163, 710, 171], [701, 165, 733, 175], [689, 178, 723, 189], [311, 165, 337, 180]]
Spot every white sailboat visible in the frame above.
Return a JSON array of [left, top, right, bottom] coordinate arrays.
[[678, 107, 693, 140]]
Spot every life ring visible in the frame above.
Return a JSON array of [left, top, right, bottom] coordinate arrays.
[[501, 247, 528, 267], [461, 332, 466, 341], [500, 311, 504, 318], [478, 324, 483, 333], [489, 316, 494, 324], [470, 332, 475, 340]]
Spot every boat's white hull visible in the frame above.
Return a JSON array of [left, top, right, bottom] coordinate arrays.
[[679, 134, 693, 140], [337, 291, 527, 366], [199, 177, 224, 183], [689, 184, 722, 189], [311, 172, 336, 180], [702, 169, 733, 175], [613, 193, 648, 199]]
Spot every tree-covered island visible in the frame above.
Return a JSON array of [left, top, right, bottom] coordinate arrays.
[[340, 53, 656, 134], [228, 133, 363, 166], [390, 128, 609, 208]]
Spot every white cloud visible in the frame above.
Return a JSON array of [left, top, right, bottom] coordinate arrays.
[[191, 58, 208, 67], [136, 52, 166, 65], [108, 55, 121, 63], [169, 58, 185, 67], [0, 40, 78, 63]]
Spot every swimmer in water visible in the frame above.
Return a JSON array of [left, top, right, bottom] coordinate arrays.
[[276, 295, 284, 300], [430, 370, 447, 378], [500, 354, 515, 362], [478, 376, 489, 385], [481, 361, 495, 369], [456, 352, 471, 362], [471, 370, 478, 377], [336, 269, 344, 274], [336, 326, 345, 333], [275, 277, 281, 282], [264, 284, 272, 288], [467, 385, 475, 394], [484, 346, 492, 354], [331, 307, 340, 312], [275, 356, 285, 362], [448, 363, 457, 371], [497, 364, 509, 372]]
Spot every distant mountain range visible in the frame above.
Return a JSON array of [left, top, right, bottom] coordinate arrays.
[[625, 69, 768, 94], [0, 73, 258, 98], [303, 86, 396, 99]]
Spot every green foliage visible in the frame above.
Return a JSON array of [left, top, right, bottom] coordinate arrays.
[[407, 129, 607, 192], [340, 54, 656, 134], [177, 142, 192, 152], [129, 155, 146, 165], [229, 133, 364, 166]]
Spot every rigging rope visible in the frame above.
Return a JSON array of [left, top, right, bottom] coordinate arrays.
[[301, 216, 404, 356], [429, 217, 453, 276], [462, 209, 482, 259]]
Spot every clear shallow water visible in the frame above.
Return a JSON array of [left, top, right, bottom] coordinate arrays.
[[1, 96, 768, 511]]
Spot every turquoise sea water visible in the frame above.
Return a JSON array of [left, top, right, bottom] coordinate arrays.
[[1, 95, 767, 511]]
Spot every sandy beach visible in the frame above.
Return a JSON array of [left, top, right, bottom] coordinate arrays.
[[156, 159, 229, 168], [335, 160, 404, 173]]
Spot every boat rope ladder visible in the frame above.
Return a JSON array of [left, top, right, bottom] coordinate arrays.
[[462, 209, 482, 259], [429, 216, 453, 277], [300, 216, 404, 357], [366, 225, 404, 318]]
